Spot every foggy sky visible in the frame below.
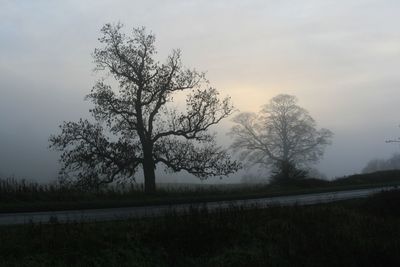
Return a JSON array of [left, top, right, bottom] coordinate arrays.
[[1, 0, 400, 182]]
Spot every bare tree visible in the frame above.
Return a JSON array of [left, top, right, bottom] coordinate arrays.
[[229, 94, 332, 183], [362, 154, 400, 173], [49, 24, 240, 193], [362, 158, 388, 174]]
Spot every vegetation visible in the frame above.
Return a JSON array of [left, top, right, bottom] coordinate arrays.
[[1, 190, 400, 266], [1, 170, 400, 213], [230, 94, 333, 183], [362, 153, 400, 173], [49, 23, 239, 194]]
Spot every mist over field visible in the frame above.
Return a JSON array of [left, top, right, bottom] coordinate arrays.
[[1, 0, 400, 183]]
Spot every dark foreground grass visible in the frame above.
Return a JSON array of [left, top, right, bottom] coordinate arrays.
[[2, 170, 400, 213], [1, 190, 400, 266]]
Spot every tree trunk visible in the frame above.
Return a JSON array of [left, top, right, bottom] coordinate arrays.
[[143, 162, 156, 193], [143, 147, 156, 193], [281, 160, 291, 181]]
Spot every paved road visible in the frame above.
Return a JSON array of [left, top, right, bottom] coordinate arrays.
[[0, 186, 396, 225]]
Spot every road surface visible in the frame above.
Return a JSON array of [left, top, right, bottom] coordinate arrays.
[[0, 186, 396, 225]]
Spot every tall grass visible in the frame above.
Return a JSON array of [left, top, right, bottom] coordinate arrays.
[[0, 176, 272, 203], [0, 176, 146, 202], [1, 169, 400, 213]]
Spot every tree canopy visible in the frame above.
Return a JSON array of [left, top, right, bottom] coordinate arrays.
[[50, 24, 240, 192], [230, 94, 333, 183], [362, 153, 400, 174]]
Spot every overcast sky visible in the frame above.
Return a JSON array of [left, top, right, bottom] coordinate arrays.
[[1, 0, 400, 182]]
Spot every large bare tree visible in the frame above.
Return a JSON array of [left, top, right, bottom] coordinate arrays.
[[230, 94, 332, 183], [50, 24, 239, 193]]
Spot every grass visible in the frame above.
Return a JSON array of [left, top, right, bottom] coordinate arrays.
[[1, 170, 400, 213], [1, 190, 400, 266]]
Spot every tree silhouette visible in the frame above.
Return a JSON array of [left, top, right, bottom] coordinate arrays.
[[229, 94, 332, 183], [50, 24, 239, 193], [362, 154, 400, 174]]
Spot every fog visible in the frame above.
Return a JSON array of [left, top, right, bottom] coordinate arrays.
[[1, 0, 400, 183]]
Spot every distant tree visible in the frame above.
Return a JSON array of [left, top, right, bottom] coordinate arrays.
[[362, 154, 400, 173], [49, 24, 240, 193], [362, 159, 388, 174], [362, 126, 400, 173], [229, 94, 333, 183]]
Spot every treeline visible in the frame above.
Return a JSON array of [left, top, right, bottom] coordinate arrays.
[[362, 153, 400, 173]]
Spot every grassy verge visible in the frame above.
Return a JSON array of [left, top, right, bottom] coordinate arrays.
[[1, 170, 400, 213], [1, 181, 399, 214], [1, 190, 400, 266]]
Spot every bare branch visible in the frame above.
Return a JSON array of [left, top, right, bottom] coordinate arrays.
[[49, 119, 143, 188], [230, 94, 333, 181], [50, 24, 239, 192], [154, 138, 240, 178]]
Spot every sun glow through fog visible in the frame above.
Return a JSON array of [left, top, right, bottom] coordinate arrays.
[[1, 1, 400, 181]]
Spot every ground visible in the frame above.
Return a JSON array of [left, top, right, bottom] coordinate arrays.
[[1, 190, 400, 266]]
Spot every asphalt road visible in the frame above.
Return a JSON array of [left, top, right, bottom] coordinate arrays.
[[0, 186, 396, 225]]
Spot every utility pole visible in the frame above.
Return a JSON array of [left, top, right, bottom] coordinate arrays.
[[386, 139, 400, 143], [386, 125, 400, 144]]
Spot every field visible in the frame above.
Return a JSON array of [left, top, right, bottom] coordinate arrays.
[[1, 170, 400, 213], [1, 189, 400, 266]]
